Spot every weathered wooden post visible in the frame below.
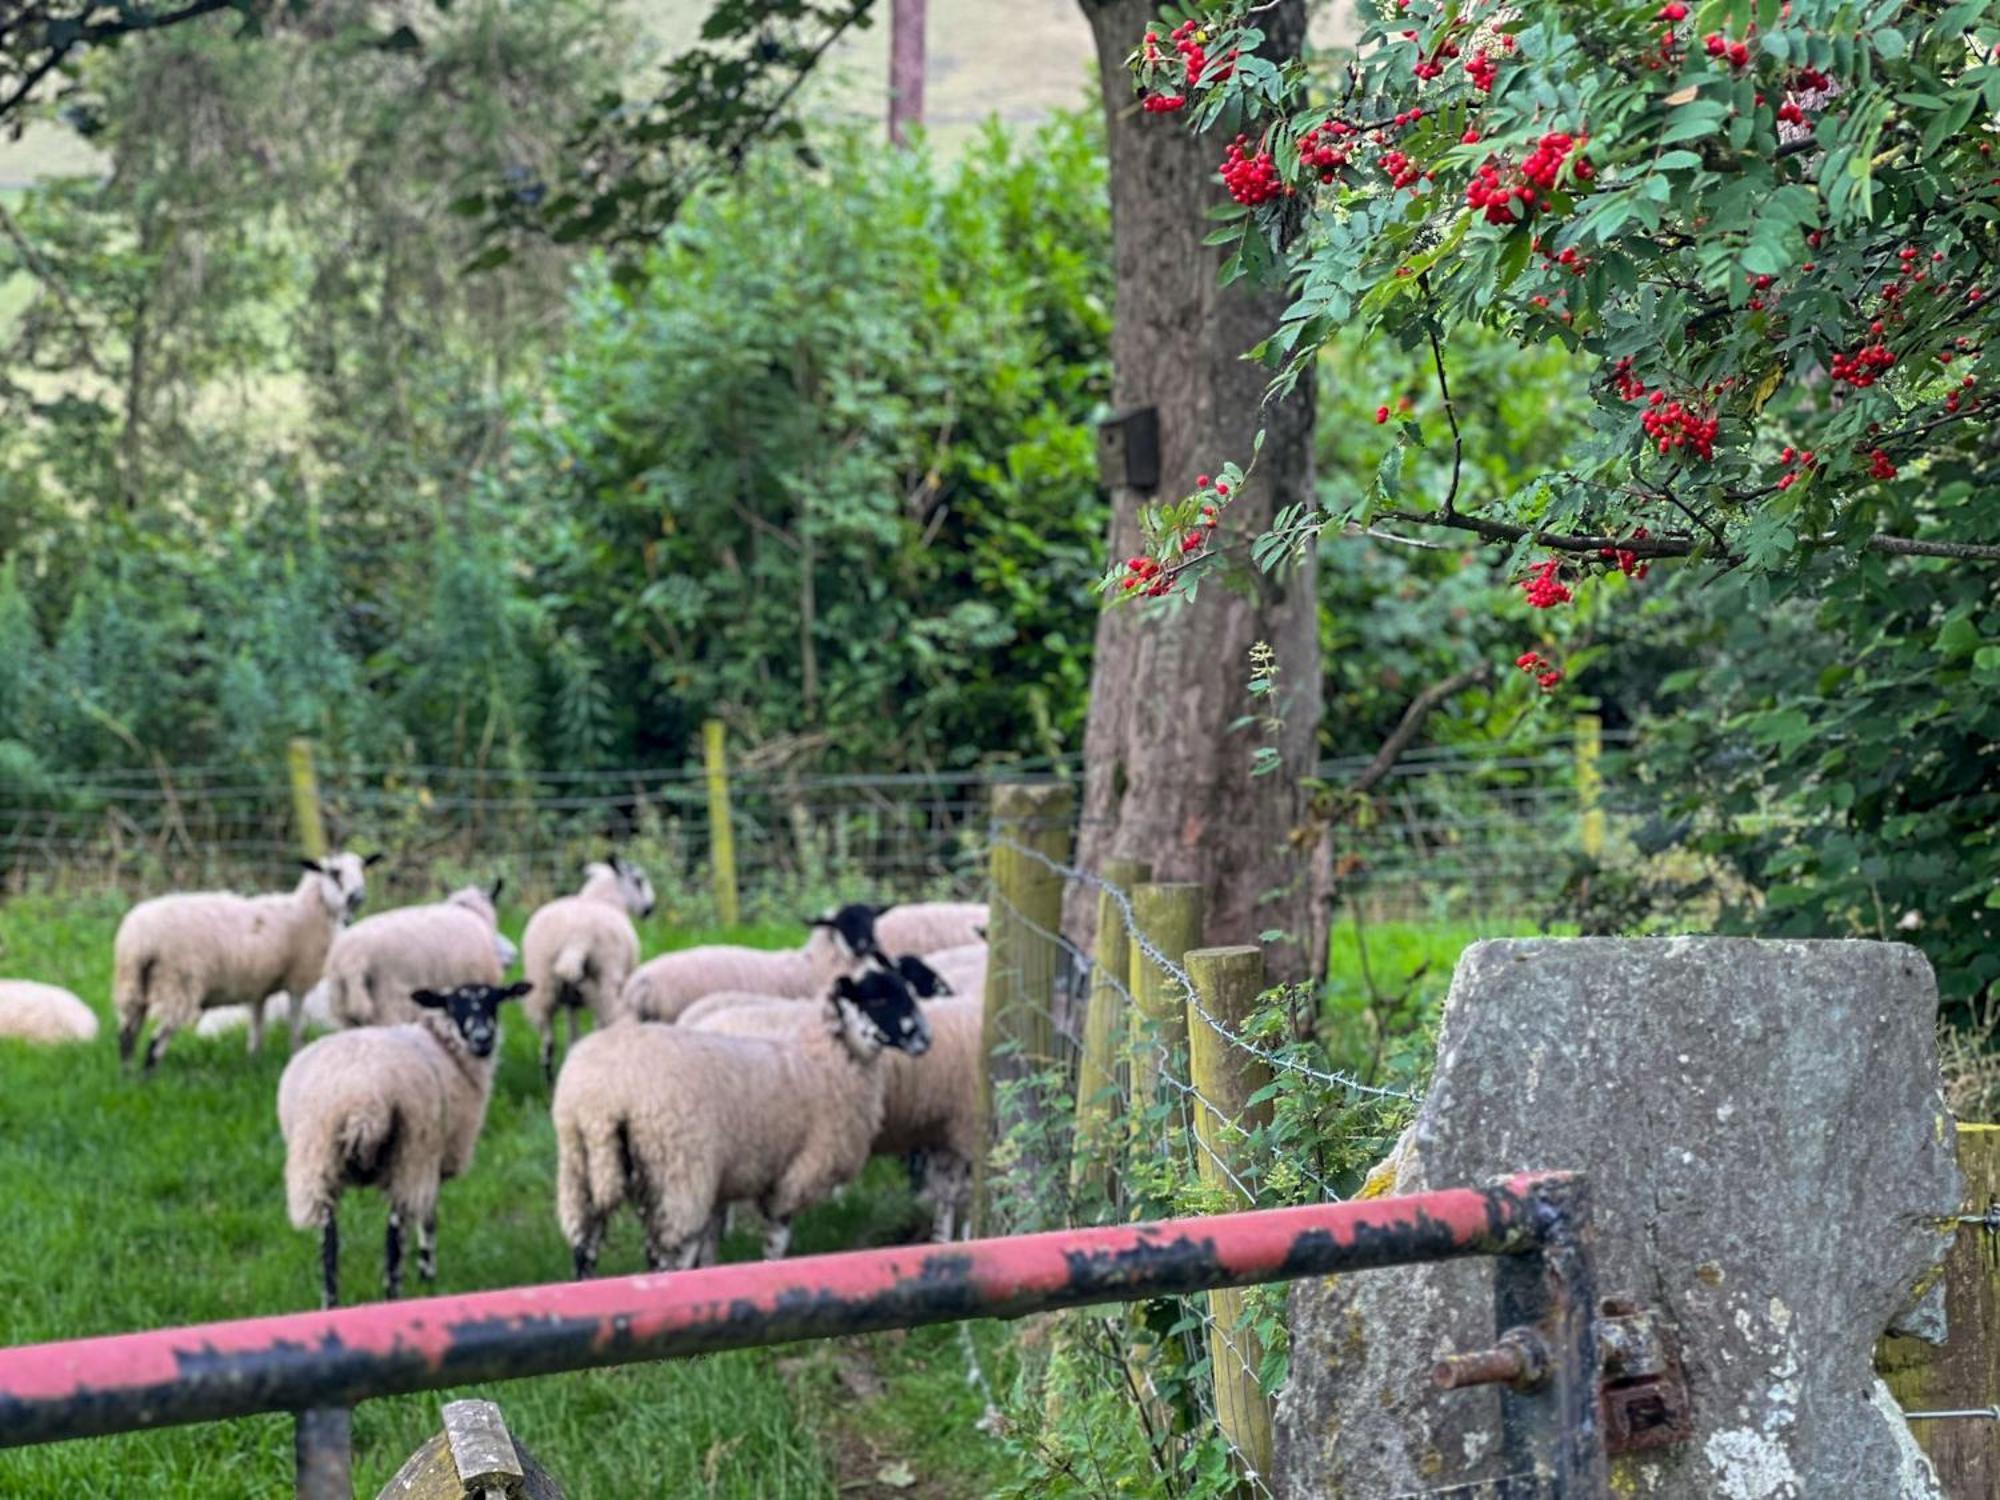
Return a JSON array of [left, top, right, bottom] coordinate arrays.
[[1071, 856, 1150, 1206], [1186, 944, 1276, 1495], [973, 779, 1074, 1233], [887, 0, 927, 146], [376, 1397, 568, 1499], [287, 737, 328, 862], [1878, 1122, 2000, 1500], [1575, 712, 1604, 858], [701, 719, 740, 929], [1128, 882, 1205, 1119]]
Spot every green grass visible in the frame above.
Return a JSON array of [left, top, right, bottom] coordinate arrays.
[[0, 895, 1018, 1498]]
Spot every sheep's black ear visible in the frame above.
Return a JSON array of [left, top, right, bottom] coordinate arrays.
[[300, 858, 326, 876], [411, 989, 445, 1010], [895, 955, 949, 997], [362, 852, 385, 869], [489, 876, 506, 902], [973, 924, 988, 941], [499, 981, 532, 1003], [607, 852, 625, 874], [832, 976, 860, 1001]]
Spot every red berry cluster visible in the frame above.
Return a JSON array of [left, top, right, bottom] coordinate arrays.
[[1598, 527, 1652, 580], [1465, 133, 1586, 224], [1514, 651, 1564, 692], [1149, 20, 1235, 88], [1774, 445, 1817, 491], [1410, 29, 1462, 81], [1379, 148, 1420, 190], [1521, 559, 1573, 609], [1121, 555, 1167, 595], [1866, 447, 1897, 481], [1704, 32, 1752, 68], [1221, 136, 1284, 205], [1465, 48, 1498, 92], [1141, 93, 1187, 114], [1640, 393, 1720, 461], [1829, 341, 1895, 388], [1297, 121, 1354, 181]]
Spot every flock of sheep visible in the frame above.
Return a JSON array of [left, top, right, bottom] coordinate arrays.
[[0, 853, 990, 1308]]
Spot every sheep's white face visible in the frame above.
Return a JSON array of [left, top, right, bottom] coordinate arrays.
[[611, 859, 656, 919], [306, 852, 374, 922], [829, 968, 931, 1062]]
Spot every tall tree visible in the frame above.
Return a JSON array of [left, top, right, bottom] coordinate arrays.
[[1070, 0, 1323, 979]]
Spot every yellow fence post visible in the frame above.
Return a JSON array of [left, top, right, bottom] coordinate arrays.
[[973, 779, 1074, 1234], [1128, 882, 1205, 1119], [1575, 712, 1605, 858], [286, 738, 328, 863], [1185, 944, 1276, 1495], [701, 720, 739, 929], [1071, 857, 1151, 1209], [1877, 1123, 2000, 1500]]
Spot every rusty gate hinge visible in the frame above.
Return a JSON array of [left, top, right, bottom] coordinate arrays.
[[1432, 1296, 1694, 1462]]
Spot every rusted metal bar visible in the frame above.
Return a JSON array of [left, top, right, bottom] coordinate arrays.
[[0, 1177, 1565, 1449], [293, 1405, 351, 1500]]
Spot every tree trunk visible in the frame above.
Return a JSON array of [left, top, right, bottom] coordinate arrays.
[[1071, 0, 1322, 984]]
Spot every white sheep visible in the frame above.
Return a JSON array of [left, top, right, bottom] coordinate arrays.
[[520, 857, 655, 1081], [195, 989, 336, 1042], [0, 980, 100, 1045], [278, 978, 530, 1307], [672, 950, 957, 1030], [872, 902, 987, 958], [113, 852, 377, 1072], [619, 903, 878, 1025], [309, 881, 514, 1037], [687, 989, 981, 1242], [553, 966, 931, 1277], [909, 942, 986, 999]]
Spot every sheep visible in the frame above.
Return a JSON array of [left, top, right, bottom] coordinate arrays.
[[113, 852, 378, 1072], [278, 978, 530, 1307], [672, 951, 955, 1030], [309, 881, 514, 1037], [912, 942, 987, 1000], [688, 988, 981, 1243], [195, 989, 336, 1042], [871, 902, 987, 958], [0, 980, 99, 1045], [619, 903, 878, 1025], [553, 966, 931, 1277], [520, 856, 655, 1081]]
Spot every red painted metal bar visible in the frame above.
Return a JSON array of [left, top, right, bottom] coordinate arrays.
[[0, 1174, 1569, 1450]]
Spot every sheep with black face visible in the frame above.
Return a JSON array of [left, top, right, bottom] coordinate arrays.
[[553, 964, 931, 1277], [618, 901, 879, 1025], [278, 978, 530, 1307]]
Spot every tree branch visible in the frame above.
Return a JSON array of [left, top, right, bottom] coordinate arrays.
[[1377, 505, 2000, 564], [1351, 662, 1494, 796]]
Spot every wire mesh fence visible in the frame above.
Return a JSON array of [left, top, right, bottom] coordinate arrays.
[[0, 727, 1634, 923]]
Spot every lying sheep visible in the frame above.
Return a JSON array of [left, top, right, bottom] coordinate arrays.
[[195, 988, 336, 1042], [554, 966, 931, 1277], [310, 881, 514, 1037], [520, 857, 655, 1081], [672, 951, 953, 1029], [113, 852, 377, 1072], [688, 987, 981, 1242], [278, 978, 529, 1307], [619, 903, 877, 1025], [0, 980, 99, 1045]]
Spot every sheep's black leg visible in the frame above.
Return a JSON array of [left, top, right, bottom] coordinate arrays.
[[540, 1027, 556, 1085], [142, 1025, 174, 1074], [319, 1207, 340, 1310], [566, 1005, 581, 1049], [384, 1210, 403, 1301], [572, 1217, 603, 1280], [418, 1215, 437, 1284], [117, 1015, 141, 1071]]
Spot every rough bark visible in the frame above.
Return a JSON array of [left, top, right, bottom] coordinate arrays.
[[1072, 0, 1321, 984]]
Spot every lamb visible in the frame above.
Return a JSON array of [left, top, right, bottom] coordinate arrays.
[[113, 852, 377, 1072], [520, 856, 655, 1081], [0, 980, 99, 1045], [619, 903, 878, 1025], [672, 951, 954, 1029], [278, 978, 529, 1307], [553, 966, 931, 1277], [688, 989, 982, 1242], [310, 881, 515, 1037]]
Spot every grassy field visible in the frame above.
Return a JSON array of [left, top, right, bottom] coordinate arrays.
[[0, 891, 1518, 1496]]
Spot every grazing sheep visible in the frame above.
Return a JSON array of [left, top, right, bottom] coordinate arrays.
[[0, 980, 99, 1045], [689, 988, 981, 1243], [554, 966, 931, 1277], [278, 979, 529, 1307], [195, 988, 336, 1042], [113, 852, 377, 1072], [520, 857, 655, 1081], [619, 903, 878, 1025], [673, 952, 955, 1030], [310, 881, 514, 1037], [872, 902, 987, 959]]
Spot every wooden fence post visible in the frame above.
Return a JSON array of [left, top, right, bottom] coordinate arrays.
[[1071, 857, 1151, 1208], [1185, 944, 1276, 1495], [701, 720, 739, 929], [974, 780, 1074, 1234], [1877, 1122, 2000, 1500], [1575, 712, 1604, 859], [1128, 882, 1205, 1121], [286, 738, 328, 863]]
